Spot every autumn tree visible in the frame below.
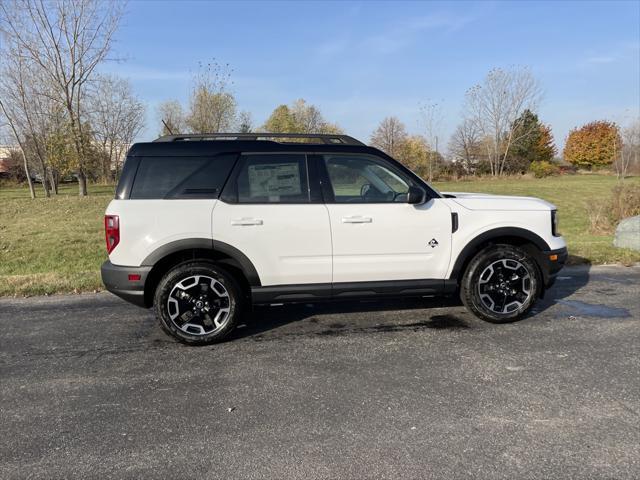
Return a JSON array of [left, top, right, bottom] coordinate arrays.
[[536, 125, 557, 162], [396, 135, 431, 178], [370, 117, 408, 158], [263, 105, 297, 133], [563, 121, 622, 170], [464, 67, 542, 175], [262, 99, 342, 134]]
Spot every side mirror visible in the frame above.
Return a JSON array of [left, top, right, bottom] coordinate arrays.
[[407, 186, 426, 204]]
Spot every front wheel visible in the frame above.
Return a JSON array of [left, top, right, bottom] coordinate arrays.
[[154, 261, 243, 345], [461, 244, 541, 324]]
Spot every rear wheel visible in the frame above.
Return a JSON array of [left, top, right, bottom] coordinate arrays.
[[461, 244, 540, 323], [154, 261, 243, 345]]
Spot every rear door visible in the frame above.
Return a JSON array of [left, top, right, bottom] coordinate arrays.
[[212, 153, 332, 286], [319, 153, 452, 283]]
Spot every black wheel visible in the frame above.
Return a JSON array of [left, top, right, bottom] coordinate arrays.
[[461, 244, 541, 324], [154, 261, 243, 345]]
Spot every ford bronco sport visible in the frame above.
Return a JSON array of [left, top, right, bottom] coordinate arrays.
[[101, 133, 567, 345]]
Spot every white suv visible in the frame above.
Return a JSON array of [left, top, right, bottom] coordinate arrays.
[[101, 133, 567, 345]]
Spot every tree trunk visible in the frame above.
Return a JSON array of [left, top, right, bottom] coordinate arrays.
[[40, 163, 51, 198], [22, 149, 36, 199], [48, 169, 58, 194], [78, 171, 88, 196]]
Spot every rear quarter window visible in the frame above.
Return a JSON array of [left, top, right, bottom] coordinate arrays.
[[129, 155, 237, 199]]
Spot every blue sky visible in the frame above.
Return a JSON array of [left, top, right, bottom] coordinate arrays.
[[102, 0, 640, 150]]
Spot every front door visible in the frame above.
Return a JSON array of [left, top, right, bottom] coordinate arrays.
[[212, 153, 332, 286], [319, 153, 452, 283]]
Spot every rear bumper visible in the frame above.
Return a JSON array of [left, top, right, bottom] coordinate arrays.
[[540, 247, 568, 289], [101, 261, 152, 308]]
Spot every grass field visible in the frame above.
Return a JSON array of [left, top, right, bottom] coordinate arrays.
[[0, 175, 638, 296]]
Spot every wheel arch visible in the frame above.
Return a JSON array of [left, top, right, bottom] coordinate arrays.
[[449, 227, 550, 286], [141, 239, 260, 307]]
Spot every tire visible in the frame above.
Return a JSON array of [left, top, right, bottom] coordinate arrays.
[[460, 244, 541, 324], [154, 261, 244, 345]]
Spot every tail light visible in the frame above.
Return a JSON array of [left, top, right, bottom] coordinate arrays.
[[105, 215, 120, 254]]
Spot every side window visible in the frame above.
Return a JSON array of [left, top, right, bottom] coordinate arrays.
[[234, 154, 309, 203], [323, 155, 413, 203], [130, 155, 236, 199]]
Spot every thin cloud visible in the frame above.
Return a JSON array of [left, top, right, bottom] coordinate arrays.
[[99, 65, 190, 81], [362, 13, 475, 54], [586, 55, 617, 64]]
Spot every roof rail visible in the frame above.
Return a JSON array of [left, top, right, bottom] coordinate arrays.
[[153, 132, 365, 146]]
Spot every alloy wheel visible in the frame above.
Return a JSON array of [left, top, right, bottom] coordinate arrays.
[[477, 259, 533, 315], [167, 275, 231, 335]]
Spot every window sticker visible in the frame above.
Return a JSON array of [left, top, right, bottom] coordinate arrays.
[[248, 163, 301, 197]]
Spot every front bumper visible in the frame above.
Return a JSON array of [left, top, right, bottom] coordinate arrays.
[[101, 261, 152, 308], [540, 246, 568, 289]]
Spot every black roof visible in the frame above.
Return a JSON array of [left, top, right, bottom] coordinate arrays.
[[118, 132, 440, 200], [128, 133, 378, 157], [153, 133, 365, 145]]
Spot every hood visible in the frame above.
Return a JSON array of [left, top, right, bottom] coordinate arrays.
[[442, 192, 556, 211]]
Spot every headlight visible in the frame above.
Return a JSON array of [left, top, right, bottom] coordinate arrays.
[[551, 210, 559, 236]]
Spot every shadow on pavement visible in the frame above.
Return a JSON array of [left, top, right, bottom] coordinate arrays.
[[533, 264, 591, 315], [230, 265, 594, 341], [229, 296, 470, 342]]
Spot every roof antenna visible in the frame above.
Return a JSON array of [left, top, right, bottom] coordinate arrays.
[[162, 119, 174, 135]]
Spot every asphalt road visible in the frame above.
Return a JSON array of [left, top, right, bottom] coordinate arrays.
[[1, 265, 639, 479]]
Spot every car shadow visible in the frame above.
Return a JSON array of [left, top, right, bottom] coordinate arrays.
[[228, 263, 593, 342], [227, 295, 470, 342], [533, 262, 591, 315]]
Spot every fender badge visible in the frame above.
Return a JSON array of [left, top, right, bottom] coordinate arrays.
[[428, 238, 439, 248]]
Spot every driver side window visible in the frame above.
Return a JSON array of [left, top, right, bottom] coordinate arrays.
[[323, 155, 412, 203]]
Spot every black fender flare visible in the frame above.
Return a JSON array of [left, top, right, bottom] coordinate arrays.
[[141, 238, 261, 286], [449, 227, 551, 280]]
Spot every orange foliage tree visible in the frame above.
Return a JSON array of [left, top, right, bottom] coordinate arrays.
[[563, 121, 621, 169]]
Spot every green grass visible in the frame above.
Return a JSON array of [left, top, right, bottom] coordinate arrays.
[[433, 174, 640, 265], [0, 183, 115, 296], [0, 175, 638, 297]]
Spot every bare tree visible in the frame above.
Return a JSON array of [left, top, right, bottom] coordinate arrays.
[[0, 0, 124, 196], [237, 111, 253, 133], [464, 67, 542, 175], [290, 99, 323, 133], [91, 75, 145, 181], [448, 119, 482, 173], [616, 120, 640, 179], [370, 116, 408, 158], [158, 100, 186, 135], [185, 61, 237, 133], [419, 101, 443, 182], [0, 40, 54, 197]]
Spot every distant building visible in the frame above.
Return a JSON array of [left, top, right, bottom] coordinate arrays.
[[0, 145, 17, 175]]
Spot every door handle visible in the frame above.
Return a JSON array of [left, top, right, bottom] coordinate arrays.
[[231, 218, 263, 226], [341, 216, 373, 224]]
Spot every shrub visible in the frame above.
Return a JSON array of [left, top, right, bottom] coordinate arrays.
[[610, 183, 640, 221], [557, 164, 577, 175], [587, 182, 640, 234], [529, 160, 559, 178], [587, 202, 613, 234]]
